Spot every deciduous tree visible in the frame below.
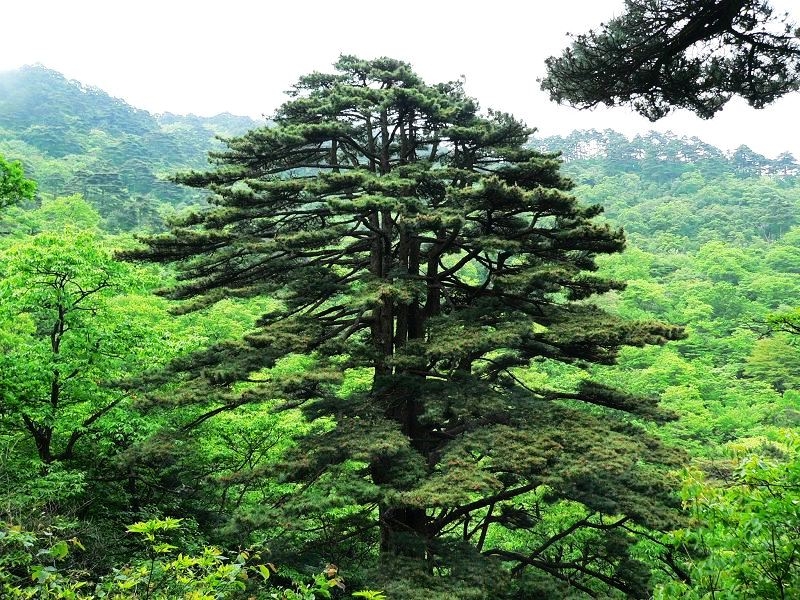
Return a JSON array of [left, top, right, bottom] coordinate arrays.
[[0, 154, 36, 209], [0, 199, 164, 466]]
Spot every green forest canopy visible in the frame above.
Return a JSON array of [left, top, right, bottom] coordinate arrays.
[[1, 55, 800, 599]]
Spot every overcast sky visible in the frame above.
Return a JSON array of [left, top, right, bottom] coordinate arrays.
[[2, 0, 799, 158]]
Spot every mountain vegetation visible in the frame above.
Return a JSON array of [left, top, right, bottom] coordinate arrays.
[[1, 60, 799, 599], [0, 65, 258, 231]]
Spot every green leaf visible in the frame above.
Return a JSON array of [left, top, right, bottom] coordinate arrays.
[[49, 540, 69, 560]]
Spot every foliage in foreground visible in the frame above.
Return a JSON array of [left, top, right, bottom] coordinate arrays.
[[0, 517, 382, 599], [542, 0, 800, 120], [657, 432, 800, 599]]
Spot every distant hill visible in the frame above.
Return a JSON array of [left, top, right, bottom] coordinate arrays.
[[531, 129, 800, 250], [3, 66, 797, 239], [532, 128, 799, 181], [0, 65, 260, 230]]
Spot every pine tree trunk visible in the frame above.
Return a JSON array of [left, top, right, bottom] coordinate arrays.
[[374, 386, 429, 558]]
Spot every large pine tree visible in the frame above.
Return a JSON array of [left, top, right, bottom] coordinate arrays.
[[541, 0, 800, 120], [127, 56, 684, 598]]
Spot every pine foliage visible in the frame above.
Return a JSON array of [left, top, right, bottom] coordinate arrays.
[[542, 0, 800, 120], [126, 56, 685, 597]]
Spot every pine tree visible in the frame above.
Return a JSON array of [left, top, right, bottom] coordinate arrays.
[[126, 56, 684, 598], [542, 0, 800, 120]]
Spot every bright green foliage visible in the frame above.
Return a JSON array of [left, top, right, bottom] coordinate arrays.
[[2, 193, 105, 238], [0, 521, 91, 599], [0, 518, 372, 599], [656, 433, 800, 599], [0, 153, 36, 209], [0, 199, 179, 528], [0, 225, 135, 464], [769, 306, 800, 336], [351, 591, 387, 600], [34, 194, 103, 232], [2, 193, 296, 534], [536, 131, 800, 251], [127, 56, 684, 597], [538, 131, 800, 467], [745, 335, 800, 392]]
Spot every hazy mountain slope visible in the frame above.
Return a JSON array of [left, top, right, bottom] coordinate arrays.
[[532, 129, 800, 250], [0, 65, 259, 230]]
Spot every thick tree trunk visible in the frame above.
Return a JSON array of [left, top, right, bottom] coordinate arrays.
[[379, 505, 428, 557], [369, 211, 390, 376], [368, 107, 432, 560], [22, 414, 53, 463], [373, 385, 429, 559], [379, 108, 390, 174]]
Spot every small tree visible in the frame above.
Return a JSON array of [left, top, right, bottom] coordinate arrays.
[[0, 198, 169, 481], [128, 56, 684, 597], [0, 154, 36, 210]]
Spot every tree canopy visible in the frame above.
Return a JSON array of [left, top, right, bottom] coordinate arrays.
[[541, 0, 800, 120], [0, 197, 172, 476], [126, 56, 685, 597], [0, 154, 36, 209]]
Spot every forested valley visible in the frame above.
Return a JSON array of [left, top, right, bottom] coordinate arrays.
[[1, 59, 799, 599]]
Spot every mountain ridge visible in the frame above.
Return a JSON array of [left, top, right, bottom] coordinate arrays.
[[0, 65, 259, 230], [1, 65, 797, 234]]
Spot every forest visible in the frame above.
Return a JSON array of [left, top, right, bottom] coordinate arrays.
[[2, 21, 800, 600]]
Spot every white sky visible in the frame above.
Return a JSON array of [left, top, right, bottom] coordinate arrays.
[[2, 0, 799, 158]]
